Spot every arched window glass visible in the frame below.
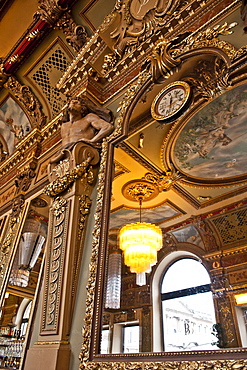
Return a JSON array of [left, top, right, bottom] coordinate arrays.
[[20, 300, 32, 338], [161, 258, 218, 352]]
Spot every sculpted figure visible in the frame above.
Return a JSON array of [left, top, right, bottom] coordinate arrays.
[[51, 96, 114, 163]]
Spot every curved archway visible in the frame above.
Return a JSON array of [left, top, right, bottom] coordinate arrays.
[[152, 251, 217, 352]]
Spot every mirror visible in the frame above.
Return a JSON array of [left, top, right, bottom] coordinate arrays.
[[94, 69, 247, 360], [0, 196, 49, 369]]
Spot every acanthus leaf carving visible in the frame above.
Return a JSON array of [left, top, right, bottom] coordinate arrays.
[[101, 0, 183, 75], [143, 169, 182, 192], [147, 23, 238, 84], [35, 0, 66, 25], [184, 58, 230, 100]]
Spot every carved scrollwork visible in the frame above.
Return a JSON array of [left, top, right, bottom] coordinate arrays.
[[14, 162, 37, 194], [44, 156, 93, 197], [184, 58, 230, 100], [41, 196, 68, 330], [35, 0, 65, 25], [77, 195, 92, 241], [171, 22, 238, 60], [36, 1, 87, 53], [147, 23, 238, 84], [101, 0, 183, 74], [143, 170, 182, 192], [56, 11, 88, 53], [4, 77, 46, 129], [11, 194, 25, 220]]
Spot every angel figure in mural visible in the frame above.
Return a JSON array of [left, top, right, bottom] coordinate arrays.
[[11, 124, 24, 146], [194, 103, 234, 158], [51, 96, 114, 163]]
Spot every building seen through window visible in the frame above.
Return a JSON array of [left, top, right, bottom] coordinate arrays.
[[161, 258, 218, 351]]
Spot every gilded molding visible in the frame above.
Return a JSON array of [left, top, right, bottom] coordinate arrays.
[[34, 340, 69, 346], [79, 140, 108, 368], [148, 22, 238, 84], [56, 11, 88, 53], [35, 0, 65, 25], [114, 70, 151, 139], [0, 199, 27, 307], [4, 76, 47, 129], [77, 195, 92, 241], [171, 22, 238, 60], [42, 196, 68, 331], [44, 156, 92, 197]]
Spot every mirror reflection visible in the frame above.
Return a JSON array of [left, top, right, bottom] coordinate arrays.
[[0, 196, 48, 368], [100, 81, 247, 355]]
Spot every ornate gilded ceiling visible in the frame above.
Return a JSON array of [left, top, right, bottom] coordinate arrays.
[[0, 0, 246, 255]]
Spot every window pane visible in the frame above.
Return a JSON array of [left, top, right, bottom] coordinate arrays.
[[162, 292, 218, 351], [123, 326, 139, 353], [162, 258, 210, 293], [101, 329, 110, 354]]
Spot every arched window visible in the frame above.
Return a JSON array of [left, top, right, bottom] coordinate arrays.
[[161, 258, 217, 352], [20, 300, 32, 338]]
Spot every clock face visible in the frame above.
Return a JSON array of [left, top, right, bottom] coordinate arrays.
[[151, 82, 191, 121]]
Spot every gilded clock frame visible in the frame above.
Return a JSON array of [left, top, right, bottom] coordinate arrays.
[[151, 81, 191, 122]]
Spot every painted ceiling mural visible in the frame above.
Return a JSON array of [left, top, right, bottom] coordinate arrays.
[[172, 83, 247, 180], [0, 97, 31, 155], [110, 202, 181, 230]]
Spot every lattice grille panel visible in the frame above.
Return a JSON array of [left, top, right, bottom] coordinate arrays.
[[211, 208, 247, 245], [31, 48, 69, 117]]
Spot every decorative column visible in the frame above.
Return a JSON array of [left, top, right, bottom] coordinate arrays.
[[211, 268, 239, 348], [25, 143, 100, 370]]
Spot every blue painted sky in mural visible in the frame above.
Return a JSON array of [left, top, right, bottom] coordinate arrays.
[[173, 83, 247, 179], [110, 203, 180, 230]]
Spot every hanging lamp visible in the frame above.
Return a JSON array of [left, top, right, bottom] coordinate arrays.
[[9, 212, 47, 287], [119, 181, 162, 286]]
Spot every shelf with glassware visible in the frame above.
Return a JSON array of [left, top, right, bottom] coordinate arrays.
[[0, 330, 24, 369]]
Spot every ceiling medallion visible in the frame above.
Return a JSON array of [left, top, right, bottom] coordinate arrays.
[[122, 180, 159, 202]]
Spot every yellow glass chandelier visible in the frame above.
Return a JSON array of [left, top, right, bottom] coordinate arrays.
[[119, 221, 162, 286], [119, 180, 163, 285]]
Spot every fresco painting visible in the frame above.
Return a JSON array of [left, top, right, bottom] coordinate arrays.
[[110, 203, 180, 230], [0, 97, 31, 155], [172, 226, 204, 249], [173, 83, 247, 179]]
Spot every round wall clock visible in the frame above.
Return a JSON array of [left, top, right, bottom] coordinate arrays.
[[151, 81, 191, 122]]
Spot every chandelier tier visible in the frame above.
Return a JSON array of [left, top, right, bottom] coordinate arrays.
[[120, 179, 163, 286], [119, 222, 162, 285]]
